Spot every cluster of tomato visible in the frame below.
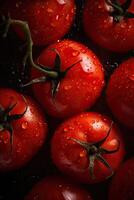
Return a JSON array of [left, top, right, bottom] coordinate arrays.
[[0, 0, 134, 200]]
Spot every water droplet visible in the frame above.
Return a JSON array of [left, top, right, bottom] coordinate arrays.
[[65, 14, 70, 21], [56, 15, 59, 20], [37, 10, 40, 14], [80, 151, 85, 158], [16, 3, 20, 8], [21, 121, 28, 129], [64, 128, 68, 132], [38, 122, 42, 127], [33, 194, 39, 200], [81, 49, 87, 53], [57, 0, 66, 5], [71, 8, 74, 14], [58, 184, 62, 188], [129, 74, 134, 81], [4, 139, 8, 144], [93, 80, 96, 84], [64, 85, 72, 90], [51, 22, 56, 27], [72, 51, 79, 57], [47, 8, 54, 13]]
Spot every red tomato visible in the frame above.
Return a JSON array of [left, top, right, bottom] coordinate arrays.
[[31, 39, 105, 119], [51, 112, 125, 184], [25, 176, 93, 200], [106, 58, 134, 130], [0, 88, 47, 171], [83, 0, 134, 52], [2, 0, 75, 45], [109, 158, 134, 200]]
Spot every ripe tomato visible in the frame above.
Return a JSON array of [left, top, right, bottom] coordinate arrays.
[[2, 0, 75, 45], [51, 112, 125, 184], [0, 88, 47, 171], [109, 158, 134, 200], [83, 0, 134, 52], [25, 176, 93, 200], [106, 58, 134, 130], [31, 39, 105, 119]]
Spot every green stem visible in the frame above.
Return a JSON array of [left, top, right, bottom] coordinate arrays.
[[9, 19, 58, 79]]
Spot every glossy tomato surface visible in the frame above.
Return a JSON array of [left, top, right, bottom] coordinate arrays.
[[2, 0, 75, 45], [31, 39, 105, 118], [51, 112, 125, 184], [0, 88, 47, 171], [106, 58, 134, 130], [25, 176, 93, 200], [83, 0, 134, 52], [109, 158, 134, 200]]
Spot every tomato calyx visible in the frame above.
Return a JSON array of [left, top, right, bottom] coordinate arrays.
[[106, 0, 134, 22], [0, 97, 27, 148], [24, 48, 81, 96], [0, 14, 81, 96], [70, 122, 120, 179]]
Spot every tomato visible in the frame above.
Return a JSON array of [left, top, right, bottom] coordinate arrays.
[[31, 39, 105, 119], [25, 176, 93, 200], [0, 88, 47, 171], [2, 0, 75, 45], [109, 158, 134, 200], [83, 0, 134, 52], [106, 58, 134, 130], [51, 112, 125, 184]]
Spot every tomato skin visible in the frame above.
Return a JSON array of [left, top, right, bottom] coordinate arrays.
[[2, 0, 75, 46], [0, 88, 47, 171], [109, 158, 134, 200], [25, 176, 93, 200], [51, 112, 125, 184], [83, 0, 134, 52], [31, 39, 105, 119], [106, 58, 134, 130]]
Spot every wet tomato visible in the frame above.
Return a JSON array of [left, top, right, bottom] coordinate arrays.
[[106, 58, 134, 130], [0, 88, 47, 171], [109, 158, 134, 200], [2, 0, 75, 45], [51, 112, 125, 184], [25, 176, 93, 200], [31, 39, 105, 119], [83, 0, 134, 52]]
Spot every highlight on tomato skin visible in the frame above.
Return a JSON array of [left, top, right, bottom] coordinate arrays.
[[31, 39, 105, 119], [0, 88, 48, 171], [25, 176, 93, 200], [109, 158, 134, 200], [83, 0, 134, 52], [106, 57, 134, 130], [51, 112, 125, 184], [1, 0, 76, 46]]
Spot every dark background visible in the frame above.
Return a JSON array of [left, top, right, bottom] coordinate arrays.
[[0, 0, 133, 199]]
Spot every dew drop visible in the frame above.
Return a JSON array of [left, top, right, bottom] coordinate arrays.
[[4, 139, 8, 144], [21, 121, 28, 129], [47, 8, 54, 13], [64, 128, 68, 132], [56, 15, 59, 20], [51, 22, 56, 27], [129, 74, 134, 81], [72, 51, 79, 57], [64, 85, 72, 90], [37, 10, 41, 14], [16, 3, 20, 8], [80, 151, 85, 158], [81, 49, 87, 53], [65, 14, 70, 21], [57, 0, 66, 5], [58, 184, 62, 188]]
